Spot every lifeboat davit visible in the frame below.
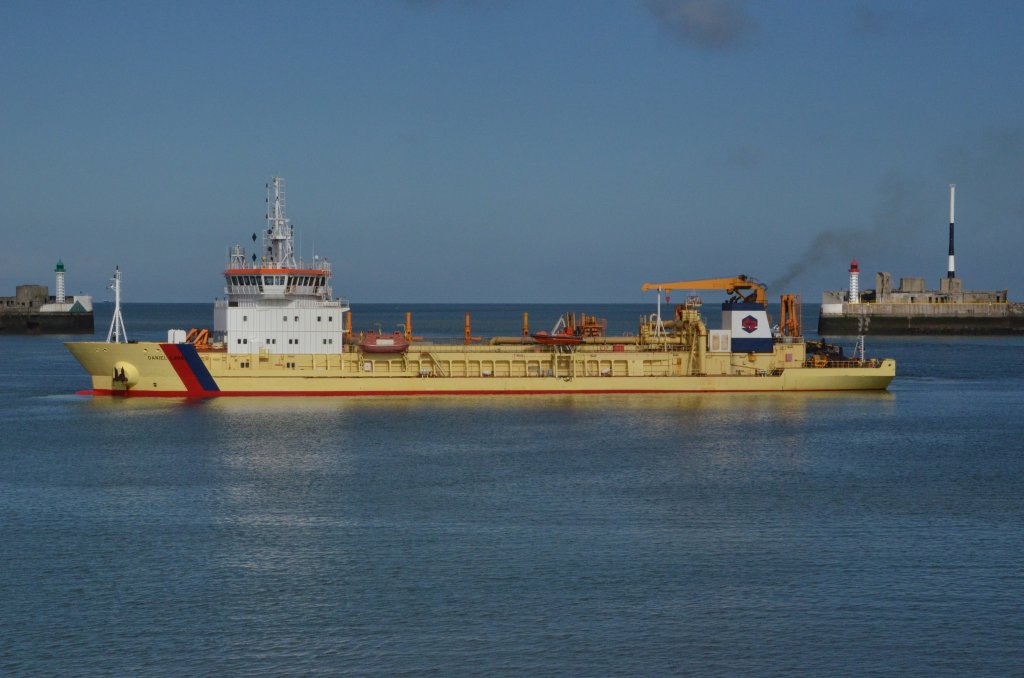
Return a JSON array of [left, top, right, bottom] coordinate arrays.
[[359, 330, 410, 354]]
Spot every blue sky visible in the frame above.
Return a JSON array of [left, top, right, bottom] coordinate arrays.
[[3, 0, 1023, 303]]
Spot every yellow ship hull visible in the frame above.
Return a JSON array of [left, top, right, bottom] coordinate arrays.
[[65, 341, 895, 396]]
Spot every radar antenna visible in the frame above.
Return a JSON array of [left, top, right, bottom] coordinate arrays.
[[264, 176, 297, 268]]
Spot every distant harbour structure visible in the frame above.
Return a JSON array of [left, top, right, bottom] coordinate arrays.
[[848, 259, 860, 305], [818, 186, 1024, 335], [0, 260, 94, 334], [947, 183, 956, 279]]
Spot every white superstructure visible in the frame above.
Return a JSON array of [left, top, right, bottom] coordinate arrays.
[[212, 177, 349, 355]]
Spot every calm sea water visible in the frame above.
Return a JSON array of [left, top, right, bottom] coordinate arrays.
[[2, 303, 1024, 676]]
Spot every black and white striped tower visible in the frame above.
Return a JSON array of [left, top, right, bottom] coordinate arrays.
[[947, 183, 956, 279]]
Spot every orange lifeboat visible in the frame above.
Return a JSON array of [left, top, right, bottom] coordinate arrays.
[[531, 312, 588, 345], [530, 330, 583, 346], [359, 330, 409, 354]]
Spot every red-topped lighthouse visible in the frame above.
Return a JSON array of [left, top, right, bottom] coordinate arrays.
[[848, 259, 860, 304]]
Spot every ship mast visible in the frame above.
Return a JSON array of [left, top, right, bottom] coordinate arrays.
[[265, 177, 296, 268], [106, 266, 127, 343]]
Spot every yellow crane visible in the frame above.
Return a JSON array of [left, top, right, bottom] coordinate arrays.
[[641, 275, 767, 305]]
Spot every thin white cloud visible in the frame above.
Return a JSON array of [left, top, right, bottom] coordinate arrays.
[[644, 0, 754, 50]]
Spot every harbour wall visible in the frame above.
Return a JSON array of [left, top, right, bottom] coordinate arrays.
[[818, 303, 1024, 336], [0, 311, 95, 334]]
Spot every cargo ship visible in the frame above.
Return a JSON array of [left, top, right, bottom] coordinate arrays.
[[66, 178, 894, 396], [819, 185, 1024, 335], [1, 260, 94, 334]]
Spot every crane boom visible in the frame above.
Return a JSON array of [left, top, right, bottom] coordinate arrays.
[[641, 275, 767, 304]]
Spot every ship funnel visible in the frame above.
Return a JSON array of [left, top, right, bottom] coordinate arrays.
[[947, 184, 956, 279]]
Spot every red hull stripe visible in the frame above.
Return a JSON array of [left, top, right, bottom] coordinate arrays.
[[79, 387, 879, 398], [159, 344, 219, 394]]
